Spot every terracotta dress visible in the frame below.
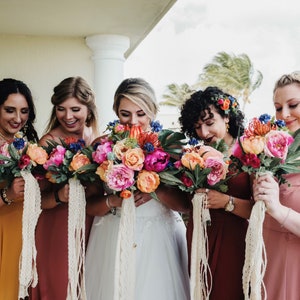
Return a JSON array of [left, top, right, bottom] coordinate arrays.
[[262, 173, 300, 300], [186, 172, 251, 300], [30, 204, 93, 300], [0, 198, 23, 300]]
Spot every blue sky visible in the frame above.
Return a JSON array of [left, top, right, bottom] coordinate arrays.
[[125, 0, 300, 123]]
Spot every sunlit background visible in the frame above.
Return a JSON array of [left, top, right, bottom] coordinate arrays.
[[125, 0, 300, 127]]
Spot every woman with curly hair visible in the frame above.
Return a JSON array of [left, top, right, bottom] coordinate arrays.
[[179, 86, 253, 300]]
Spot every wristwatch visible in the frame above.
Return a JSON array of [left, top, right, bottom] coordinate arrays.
[[224, 196, 235, 212]]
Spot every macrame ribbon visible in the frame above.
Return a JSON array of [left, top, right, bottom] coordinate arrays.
[[67, 178, 87, 300], [243, 171, 270, 300], [190, 192, 212, 300], [18, 170, 42, 299], [114, 194, 136, 300]]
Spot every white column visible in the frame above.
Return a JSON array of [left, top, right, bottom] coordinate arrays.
[[86, 34, 130, 133]]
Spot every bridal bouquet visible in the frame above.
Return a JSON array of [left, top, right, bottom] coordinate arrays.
[[159, 139, 230, 300], [42, 136, 99, 300], [92, 120, 186, 300], [0, 133, 49, 298], [230, 114, 300, 300]]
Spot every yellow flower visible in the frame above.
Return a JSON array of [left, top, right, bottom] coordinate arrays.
[[69, 153, 90, 171], [122, 148, 145, 171], [137, 170, 160, 193], [241, 136, 265, 155], [181, 152, 204, 170], [26, 143, 48, 164]]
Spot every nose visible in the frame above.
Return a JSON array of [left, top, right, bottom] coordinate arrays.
[[14, 111, 22, 122], [65, 109, 73, 119], [199, 125, 210, 139], [129, 114, 138, 125], [281, 107, 290, 119]]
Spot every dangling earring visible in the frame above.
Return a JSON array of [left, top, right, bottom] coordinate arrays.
[[226, 123, 229, 132]]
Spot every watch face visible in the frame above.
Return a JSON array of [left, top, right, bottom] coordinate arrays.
[[225, 202, 235, 212]]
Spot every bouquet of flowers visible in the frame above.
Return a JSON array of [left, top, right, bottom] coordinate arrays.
[[230, 114, 300, 300], [0, 133, 49, 298], [42, 136, 98, 300], [159, 139, 230, 300], [92, 120, 186, 299]]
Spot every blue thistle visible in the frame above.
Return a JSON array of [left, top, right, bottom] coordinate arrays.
[[13, 138, 25, 150], [144, 142, 155, 153], [188, 137, 199, 145], [275, 119, 286, 128], [259, 114, 271, 124], [150, 120, 163, 132]]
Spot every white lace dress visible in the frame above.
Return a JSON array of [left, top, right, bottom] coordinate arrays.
[[85, 199, 190, 300]]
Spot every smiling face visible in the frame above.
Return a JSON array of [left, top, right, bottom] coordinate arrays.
[[194, 105, 231, 145], [273, 83, 300, 133], [0, 93, 29, 139], [117, 97, 151, 131], [55, 97, 89, 134]]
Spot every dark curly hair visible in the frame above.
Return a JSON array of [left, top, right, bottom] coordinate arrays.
[[0, 78, 39, 142], [179, 86, 245, 140]]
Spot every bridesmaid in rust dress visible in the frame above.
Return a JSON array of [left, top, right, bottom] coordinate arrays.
[[179, 86, 253, 299]]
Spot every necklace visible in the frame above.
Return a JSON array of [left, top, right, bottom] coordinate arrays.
[[0, 130, 14, 143]]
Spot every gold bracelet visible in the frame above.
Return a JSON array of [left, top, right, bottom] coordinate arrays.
[[0, 188, 13, 205], [106, 196, 116, 215]]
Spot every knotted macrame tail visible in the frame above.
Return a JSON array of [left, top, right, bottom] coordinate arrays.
[[18, 170, 42, 298], [114, 194, 136, 300], [66, 178, 87, 300], [190, 192, 212, 300]]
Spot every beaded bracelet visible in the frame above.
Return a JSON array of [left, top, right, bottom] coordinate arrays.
[[106, 196, 116, 215], [0, 188, 13, 205]]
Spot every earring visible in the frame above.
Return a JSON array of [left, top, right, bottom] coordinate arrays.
[[226, 123, 229, 132]]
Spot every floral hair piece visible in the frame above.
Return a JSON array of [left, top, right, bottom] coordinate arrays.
[[212, 94, 238, 115]]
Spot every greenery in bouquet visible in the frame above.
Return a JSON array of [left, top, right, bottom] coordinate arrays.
[[0, 133, 48, 184], [43, 137, 98, 184], [91, 120, 187, 199], [230, 114, 300, 184], [159, 138, 230, 193]]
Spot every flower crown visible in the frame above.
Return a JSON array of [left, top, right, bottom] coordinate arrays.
[[212, 94, 238, 115]]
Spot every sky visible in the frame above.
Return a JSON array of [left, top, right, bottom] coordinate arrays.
[[124, 0, 300, 126]]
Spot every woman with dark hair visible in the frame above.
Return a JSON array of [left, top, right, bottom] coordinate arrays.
[[179, 86, 253, 299], [0, 78, 39, 300], [30, 76, 99, 299]]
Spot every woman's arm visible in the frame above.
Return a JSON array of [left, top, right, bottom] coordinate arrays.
[[253, 174, 300, 237]]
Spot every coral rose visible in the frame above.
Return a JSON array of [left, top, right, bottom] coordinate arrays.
[[136, 170, 160, 193], [181, 152, 204, 170], [26, 143, 48, 164], [241, 136, 265, 155], [122, 148, 145, 171], [69, 153, 90, 171]]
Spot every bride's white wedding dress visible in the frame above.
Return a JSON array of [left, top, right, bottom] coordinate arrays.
[[85, 199, 190, 300]]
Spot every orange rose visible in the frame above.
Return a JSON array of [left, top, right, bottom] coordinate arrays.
[[181, 152, 204, 170], [137, 170, 160, 193], [113, 140, 130, 160], [96, 160, 113, 182], [120, 189, 132, 199], [69, 153, 90, 171], [122, 148, 145, 171], [241, 136, 265, 155], [26, 143, 48, 164]]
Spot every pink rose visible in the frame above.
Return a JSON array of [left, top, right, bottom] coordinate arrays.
[[264, 130, 294, 161], [106, 164, 135, 191], [144, 149, 170, 172], [43, 145, 66, 170], [205, 157, 228, 185], [92, 141, 113, 164], [18, 154, 31, 169]]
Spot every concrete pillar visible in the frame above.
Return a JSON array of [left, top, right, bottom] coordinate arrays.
[[86, 34, 130, 133]]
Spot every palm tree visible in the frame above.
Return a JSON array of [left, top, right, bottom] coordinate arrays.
[[196, 51, 263, 111], [159, 83, 194, 107]]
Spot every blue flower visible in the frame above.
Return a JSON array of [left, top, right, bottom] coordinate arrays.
[[188, 137, 199, 145], [275, 119, 286, 128], [13, 138, 25, 150], [150, 120, 163, 132], [144, 142, 155, 153], [69, 140, 85, 152], [259, 114, 271, 124]]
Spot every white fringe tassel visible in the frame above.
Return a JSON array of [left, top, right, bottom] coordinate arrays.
[[67, 178, 87, 300], [18, 170, 42, 299], [190, 192, 212, 300], [243, 171, 269, 300], [114, 194, 136, 300]]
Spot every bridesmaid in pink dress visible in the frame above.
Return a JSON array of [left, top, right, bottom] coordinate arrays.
[[253, 71, 300, 300], [30, 77, 99, 300]]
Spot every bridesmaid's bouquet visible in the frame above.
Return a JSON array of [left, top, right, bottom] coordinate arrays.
[[159, 139, 230, 300], [0, 133, 49, 298], [230, 114, 300, 300]]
